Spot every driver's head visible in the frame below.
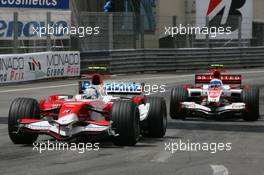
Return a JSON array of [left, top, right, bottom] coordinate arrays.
[[83, 87, 98, 99], [210, 79, 223, 88], [92, 74, 102, 85]]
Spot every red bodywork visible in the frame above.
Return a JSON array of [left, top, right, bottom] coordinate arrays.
[[20, 95, 144, 123], [18, 74, 145, 140]]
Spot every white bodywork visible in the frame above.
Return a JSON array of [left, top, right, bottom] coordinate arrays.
[[182, 102, 245, 115], [20, 108, 115, 137], [22, 120, 112, 137], [182, 84, 245, 115]]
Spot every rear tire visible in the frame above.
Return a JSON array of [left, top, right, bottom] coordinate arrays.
[[8, 98, 40, 144], [170, 86, 188, 120], [242, 86, 259, 121], [143, 97, 167, 138], [111, 100, 140, 146]]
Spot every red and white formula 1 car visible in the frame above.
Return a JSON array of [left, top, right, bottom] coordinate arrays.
[[170, 65, 260, 121], [8, 75, 167, 146]]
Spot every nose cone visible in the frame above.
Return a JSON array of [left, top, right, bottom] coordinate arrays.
[[208, 88, 222, 103]]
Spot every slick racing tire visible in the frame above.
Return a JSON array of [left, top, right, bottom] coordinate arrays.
[[170, 86, 188, 120], [111, 100, 140, 146], [143, 97, 167, 138], [242, 86, 260, 121], [8, 98, 40, 144]]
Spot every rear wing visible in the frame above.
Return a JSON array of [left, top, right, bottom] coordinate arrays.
[[195, 74, 242, 84]]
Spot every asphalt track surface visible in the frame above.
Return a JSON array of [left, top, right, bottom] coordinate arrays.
[[0, 68, 264, 175]]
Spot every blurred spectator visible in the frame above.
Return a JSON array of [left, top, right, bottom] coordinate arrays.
[[103, 0, 113, 12]]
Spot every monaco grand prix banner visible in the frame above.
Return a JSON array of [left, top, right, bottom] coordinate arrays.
[[196, 0, 252, 39], [0, 51, 80, 83]]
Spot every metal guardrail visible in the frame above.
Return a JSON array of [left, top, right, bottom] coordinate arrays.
[[81, 47, 264, 74]]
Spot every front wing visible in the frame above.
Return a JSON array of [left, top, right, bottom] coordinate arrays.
[[181, 102, 246, 116], [17, 119, 117, 140]]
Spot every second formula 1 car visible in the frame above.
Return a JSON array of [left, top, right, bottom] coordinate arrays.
[[170, 65, 259, 121], [8, 74, 167, 146]]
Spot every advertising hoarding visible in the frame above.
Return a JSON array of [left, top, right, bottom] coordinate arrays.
[[0, 9, 71, 40], [196, 0, 252, 39], [0, 0, 69, 9], [0, 51, 80, 83]]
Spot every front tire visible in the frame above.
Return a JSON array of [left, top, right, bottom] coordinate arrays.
[[8, 98, 40, 144], [143, 97, 167, 138], [170, 86, 188, 120], [242, 86, 259, 121], [111, 100, 140, 146]]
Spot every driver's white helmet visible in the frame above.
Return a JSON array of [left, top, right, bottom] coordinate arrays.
[[83, 87, 99, 99], [209, 79, 223, 88]]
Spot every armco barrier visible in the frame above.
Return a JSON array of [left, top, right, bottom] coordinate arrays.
[[81, 47, 264, 74]]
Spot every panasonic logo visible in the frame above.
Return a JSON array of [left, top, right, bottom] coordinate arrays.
[[0, 20, 68, 38]]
